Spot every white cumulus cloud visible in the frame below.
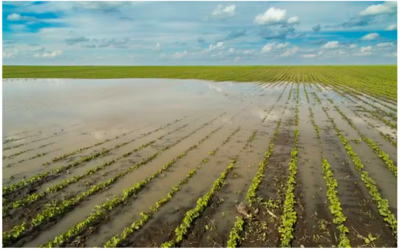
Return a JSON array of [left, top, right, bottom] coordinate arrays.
[[261, 42, 290, 53], [377, 42, 395, 47], [261, 43, 275, 53], [361, 33, 379, 41], [33, 50, 63, 58], [359, 1, 397, 17], [7, 13, 37, 22], [254, 7, 287, 25], [211, 4, 235, 19], [276, 42, 290, 49], [350, 44, 358, 49], [280, 46, 299, 57], [360, 46, 372, 53], [287, 16, 299, 24], [170, 50, 188, 59], [386, 24, 397, 31], [302, 54, 317, 58], [321, 41, 339, 49], [155, 43, 161, 51], [203, 42, 224, 53]]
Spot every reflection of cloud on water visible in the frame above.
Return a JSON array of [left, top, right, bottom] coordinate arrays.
[[250, 108, 266, 120], [92, 130, 106, 140], [352, 116, 364, 125], [208, 84, 223, 93]]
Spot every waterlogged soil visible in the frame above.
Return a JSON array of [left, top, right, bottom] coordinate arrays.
[[2, 79, 397, 248]]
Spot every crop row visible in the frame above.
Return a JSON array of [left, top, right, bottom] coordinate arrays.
[[246, 118, 282, 204], [5, 148, 60, 169], [3, 119, 197, 211], [321, 158, 351, 247], [102, 127, 242, 248], [3, 149, 32, 160], [308, 106, 351, 248], [314, 82, 397, 148], [359, 106, 397, 131], [3, 131, 43, 145], [226, 216, 245, 248], [331, 104, 396, 177], [278, 128, 299, 247], [160, 158, 237, 247], [40, 125, 234, 248], [316, 70, 397, 117], [322, 107, 397, 237], [3, 130, 67, 152], [3, 117, 222, 247], [313, 87, 397, 176], [352, 109, 397, 147], [2, 117, 191, 196], [312, 71, 397, 127]]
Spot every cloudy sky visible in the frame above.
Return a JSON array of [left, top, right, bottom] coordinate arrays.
[[2, 1, 398, 65]]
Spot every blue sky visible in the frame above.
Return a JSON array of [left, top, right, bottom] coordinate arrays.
[[2, 1, 398, 65]]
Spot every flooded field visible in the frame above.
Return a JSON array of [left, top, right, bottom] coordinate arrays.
[[2, 78, 397, 247]]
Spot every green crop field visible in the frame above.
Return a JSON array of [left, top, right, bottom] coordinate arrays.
[[2, 65, 397, 248], [2, 66, 397, 102]]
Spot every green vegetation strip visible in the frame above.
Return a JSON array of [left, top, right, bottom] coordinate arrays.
[[5, 148, 61, 169], [3, 118, 197, 213], [102, 127, 241, 248], [322, 107, 397, 237], [322, 159, 351, 248], [3, 66, 396, 102], [332, 105, 396, 177], [278, 129, 299, 247], [226, 216, 245, 248], [246, 119, 282, 205], [2, 117, 186, 196], [160, 159, 238, 248], [279, 83, 299, 247], [3, 118, 219, 247]]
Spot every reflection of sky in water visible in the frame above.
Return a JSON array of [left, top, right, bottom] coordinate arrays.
[[3, 78, 259, 133]]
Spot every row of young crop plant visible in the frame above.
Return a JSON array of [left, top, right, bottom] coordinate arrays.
[[41, 125, 150, 166], [312, 71, 397, 126], [102, 127, 242, 248], [4, 118, 203, 210], [312, 81, 396, 148], [311, 87, 397, 176], [5, 148, 61, 169], [2, 116, 192, 197], [3, 119, 221, 215], [245, 118, 282, 205], [3, 118, 224, 247], [331, 104, 397, 177], [324, 80, 396, 120], [319, 67, 396, 102], [160, 158, 238, 248], [338, 83, 397, 113], [41, 125, 235, 248], [321, 107, 397, 238], [3, 132, 40, 144], [359, 106, 397, 130], [3, 149, 32, 160], [226, 216, 245, 248], [308, 107, 351, 248], [3, 130, 67, 152], [278, 84, 300, 247]]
